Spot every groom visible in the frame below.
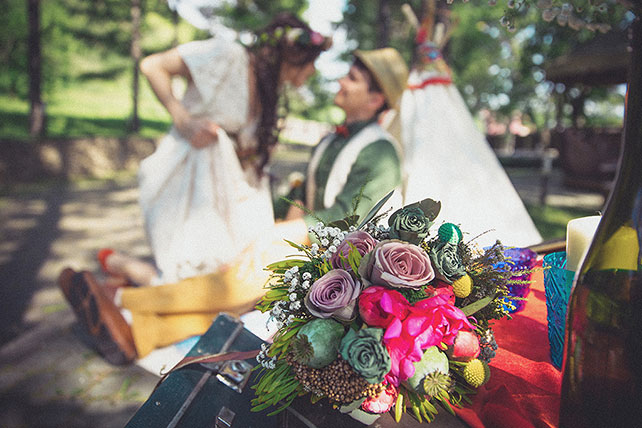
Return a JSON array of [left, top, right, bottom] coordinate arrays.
[[284, 47, 408, 228]]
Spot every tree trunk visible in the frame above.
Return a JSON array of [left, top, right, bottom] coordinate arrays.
[[172, 9, 179, 47], [27, 0, 45, 137], [376, 0, 391, 48], [130, 0, 142, 132]]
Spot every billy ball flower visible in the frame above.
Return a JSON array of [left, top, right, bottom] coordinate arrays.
[[304, 269, 362, 322], [339, 328, 391, 384], [359, 240, 435, 289]]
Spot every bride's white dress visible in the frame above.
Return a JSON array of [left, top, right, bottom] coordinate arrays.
[[138, 36, 274, 284], [400, 44, 542, 248]]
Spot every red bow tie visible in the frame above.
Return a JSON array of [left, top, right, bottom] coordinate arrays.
[[335, 124, 350, 138]]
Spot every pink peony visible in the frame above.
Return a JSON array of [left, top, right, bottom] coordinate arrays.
[[382, 294, 474, 383], [330, 231, 378, 271], [361, 382, 398, 414], [447, 330, 481, 362], [410, 296, 474, 348], [358, 240, 435, 289], [358, 286, 410, 329]]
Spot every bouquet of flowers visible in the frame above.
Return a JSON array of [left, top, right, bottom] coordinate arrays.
[[251, 195, 521, 424]]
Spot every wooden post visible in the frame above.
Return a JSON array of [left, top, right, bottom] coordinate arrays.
[[130, 0, 142, 132]]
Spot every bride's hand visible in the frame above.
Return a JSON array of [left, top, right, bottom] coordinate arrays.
[[176, 115, 221, 148]]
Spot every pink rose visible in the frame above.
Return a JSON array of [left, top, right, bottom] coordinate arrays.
[[358, 286, 410, 329], [331, 231, 378, 271], [304, 269, 361, 321], [424, 281, 456, 305], [361, 382, 398, 414], [358, 240, 435, 289], [447, 330, 481, 362]]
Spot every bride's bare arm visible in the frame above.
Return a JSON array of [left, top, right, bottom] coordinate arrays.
[[140, 48, 220, 148]]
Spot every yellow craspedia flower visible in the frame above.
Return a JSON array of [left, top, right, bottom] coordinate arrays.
[[452, 274, 473, 298], [463, 358, 490, 388]]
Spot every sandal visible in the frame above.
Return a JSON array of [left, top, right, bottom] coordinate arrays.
[[58, 268, 137, 365]]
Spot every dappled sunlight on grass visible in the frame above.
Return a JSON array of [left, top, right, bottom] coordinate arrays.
[[524, 203, 600, 241], [1, 76, 171, 139]]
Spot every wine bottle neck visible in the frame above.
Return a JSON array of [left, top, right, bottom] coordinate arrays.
[[602, 14, 642, 208], [581, 13, 642, 273]]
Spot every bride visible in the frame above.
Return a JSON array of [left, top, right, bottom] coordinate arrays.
[[58, 13, 331, 364]]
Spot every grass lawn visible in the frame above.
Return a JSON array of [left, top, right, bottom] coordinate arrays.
[[0, 75, 172, 139], [524, 203, 599, 241]]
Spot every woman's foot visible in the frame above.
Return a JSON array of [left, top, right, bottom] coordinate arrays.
[[97, 248, 157, 287], [58, 268, 137, 365]]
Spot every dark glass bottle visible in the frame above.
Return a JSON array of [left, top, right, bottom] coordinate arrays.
[[559, 10, 642, 428]]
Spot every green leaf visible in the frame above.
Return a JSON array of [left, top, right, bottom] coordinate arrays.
[[251, 401, 273, 412], [411, 404, 422, 422], [461, 295, 496, 316], [417, 198, 442, 221], [395, 392, 404, 422], [266, 258, 307, 271], [419, 401, 434, 422], [328, 215, 359, 230], [357, 190, 395, 229], [423, 399, 438, 414], [437, 395, 455, 415], [347, 242, 362, 272]]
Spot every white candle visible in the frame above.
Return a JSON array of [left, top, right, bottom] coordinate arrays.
[[566, 215, 601, 272]]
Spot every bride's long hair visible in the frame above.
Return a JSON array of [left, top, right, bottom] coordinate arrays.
[[249, 13, 331, 174]]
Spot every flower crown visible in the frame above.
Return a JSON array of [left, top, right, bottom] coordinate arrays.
[[256, 26, 332, 51]]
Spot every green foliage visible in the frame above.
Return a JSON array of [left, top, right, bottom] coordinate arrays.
[[446, 0, 632, 125], [0, 0, 28, 97], [343, 0, 416, 59]]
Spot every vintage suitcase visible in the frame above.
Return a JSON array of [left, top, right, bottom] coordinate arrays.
[[126, 313, 466, 428]]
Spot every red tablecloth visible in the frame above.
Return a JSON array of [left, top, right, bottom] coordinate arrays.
[[454, 261, 562, 428]]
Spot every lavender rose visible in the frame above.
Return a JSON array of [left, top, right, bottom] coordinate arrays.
[[358, 240, 435, 289], [429, 241, 466, 283], [304, 269, 361, 321], [331, 231, 378, 271]]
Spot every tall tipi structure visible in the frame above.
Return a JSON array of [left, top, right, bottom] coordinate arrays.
[[398, 4, 542, 248]]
